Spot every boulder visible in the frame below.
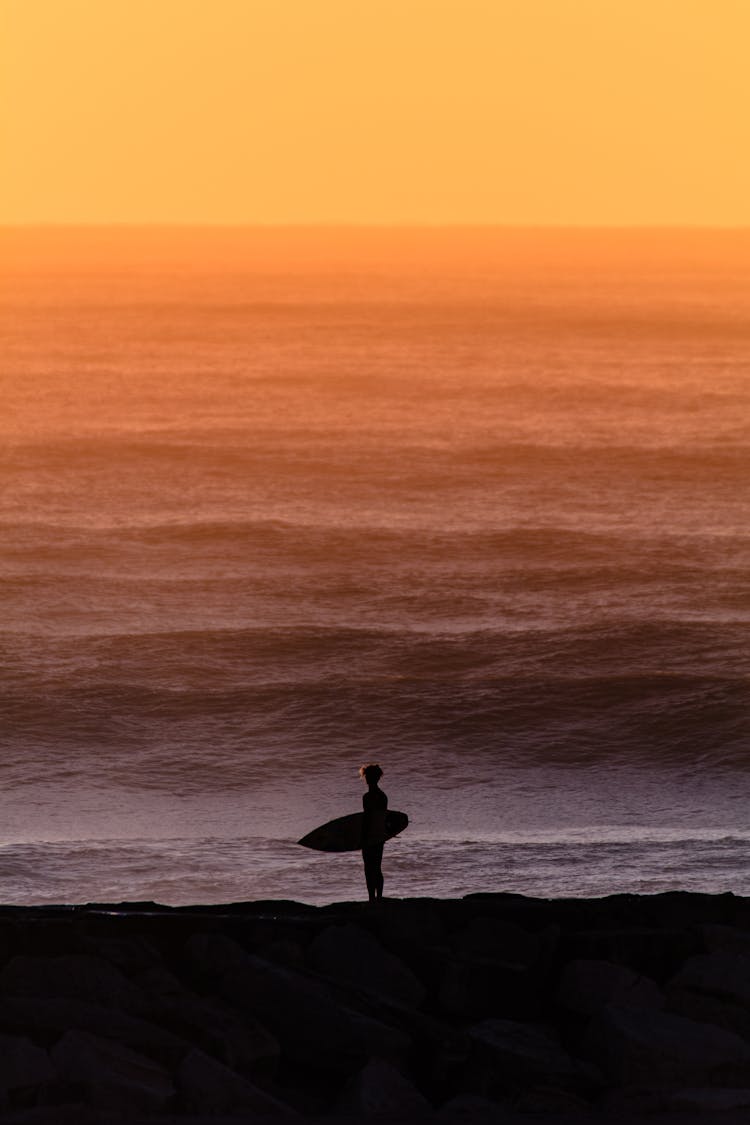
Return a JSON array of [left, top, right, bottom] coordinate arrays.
[[586, 1005, 750, 1087], [133, 964, 189, 999], [0, 955, 147, 1015], [466, 1019, 593, 1095], [668, 987, 750, 1042], [451, 918, 539, 967], [0, 996, 187, 1066], [51, 1028, 174, 1112], [438, 957, 537, 1020], [0, 1034, 54, 1096], [79, 934, 161, 974], [186, 934, 372, 1076], [437, 1092, 515, 1122], [513, 1084, 592, 1114], [346, 1011, 413, 1066], [308, 924, 425, 1007], [374, 902, 445, 956], [156, 990, 281, 1076], [557, 958, 663, 1016], [561, 926, 699, 977], [670, 950, 750, 1007], [700, 925, 750, 954], [176, 1047, 296, 1117], [668, 1086, 750, 1112], [338, 1057, 431, 1118]]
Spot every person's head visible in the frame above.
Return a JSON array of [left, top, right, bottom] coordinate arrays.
[[359, 763, 383, 786]]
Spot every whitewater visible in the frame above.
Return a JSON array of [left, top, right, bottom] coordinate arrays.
[[1, 228, 748, 905]]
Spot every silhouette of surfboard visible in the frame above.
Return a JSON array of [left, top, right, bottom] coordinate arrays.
[[298, 810, 408, 853]]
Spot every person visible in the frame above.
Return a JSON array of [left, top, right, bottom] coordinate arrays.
[[359, 762, 387, 902]]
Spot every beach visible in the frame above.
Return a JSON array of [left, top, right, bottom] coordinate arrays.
[[1, 890, 750, 1122]]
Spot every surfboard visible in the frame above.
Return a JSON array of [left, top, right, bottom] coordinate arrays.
[[297, 810, 409, 853]]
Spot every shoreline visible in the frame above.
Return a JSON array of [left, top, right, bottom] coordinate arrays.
[[0, 891, 749, 1122]]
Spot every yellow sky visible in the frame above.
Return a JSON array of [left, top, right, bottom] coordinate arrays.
[[1, 0, 748, 224]]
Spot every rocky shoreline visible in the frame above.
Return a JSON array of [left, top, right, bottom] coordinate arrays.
[[1, 891, 750, 1122]]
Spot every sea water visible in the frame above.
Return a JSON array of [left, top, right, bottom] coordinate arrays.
[[1, 227, 748, 905]]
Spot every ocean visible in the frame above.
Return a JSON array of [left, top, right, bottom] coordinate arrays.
[[1, 226, 748, 906]]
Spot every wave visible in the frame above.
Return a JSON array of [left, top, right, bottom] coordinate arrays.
[[2, 517, 747, 562], [3, 657, 748, 780]]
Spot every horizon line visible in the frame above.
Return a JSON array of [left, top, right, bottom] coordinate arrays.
[[3, 221, 750, 232]]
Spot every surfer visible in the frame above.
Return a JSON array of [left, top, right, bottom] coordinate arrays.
[[360, 762, 387, 902]]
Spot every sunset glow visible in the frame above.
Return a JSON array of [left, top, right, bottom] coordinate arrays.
[[2, 0, 749, 225]]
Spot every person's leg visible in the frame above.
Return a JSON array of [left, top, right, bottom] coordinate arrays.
[[373, 843, 384, 899], [362, 847, 376, 901]]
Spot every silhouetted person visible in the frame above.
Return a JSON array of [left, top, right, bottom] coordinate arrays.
[[360, 762, 387, 902]]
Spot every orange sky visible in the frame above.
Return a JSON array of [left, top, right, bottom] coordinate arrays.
[[1, 0, 748, 225]]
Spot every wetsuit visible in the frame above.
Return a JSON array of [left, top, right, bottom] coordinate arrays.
[[361, 785, 387, 900]]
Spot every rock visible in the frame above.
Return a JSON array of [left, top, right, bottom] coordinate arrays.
[[562, 926, 699, 977], [80, 934, 161, 974], [0, 955, 147, 1015], [133, 963, 188, 998], [557, 958, 663, 1016], [187, 934, 374, 1077], [346, 1010, 413, 1066], [670, 950, 750, 1007], [668, 987, 750, 1042], [51, 1028, 174, 1112], [451, 918, 539, 967], [0, 996, 187, 1066], [466, 1019, 593, 1095], [156, 991, 281, 1077], [176, 1047, 296, 1117], [586, 1005, 750, 1087], [513, 1084, 592, 1114], [437, 1092, 515, 1122], [438, 957, 537, 1020], [668, 1086, 750, 1112], [700, 924, 750, 954], [0, 1034, 54, 1096], [309, 923, 425, 1007], [374, 902, 445, 955], [338, 1057, 431, 1117]]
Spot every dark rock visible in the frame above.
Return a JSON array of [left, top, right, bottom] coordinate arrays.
[[438, 956, 538, 1021], [668, 987, 750, 1042], [0, 996, 187, 1065], [155, 990, 281, 1076], [338, 1057, 432, 1117], [345, 1010, 412, 1065], [556, 958, 663, 1016], [670, 950, 750, 1007], [586, 1005, 750, 1087], [0, 954, 148, 1014], [50, 1028, 174, 1111], [466, 1018, 594, 1095], [133, 963, 188, 998], [79, 934, 161, 974], [451, 918, 539, 968], [176, 1046, 297, 1117], [186, 933, 390, 1077], [700, 924, 750, 954], [512, 1083, 592, 1114], [560, 926, 700, 979], [374, 901, 445, 954], [0, 1034, 55, 1096], [668, 1086, 750, 1112], [436, 1092, 516, 1122], [309, 923, 425, 1006]]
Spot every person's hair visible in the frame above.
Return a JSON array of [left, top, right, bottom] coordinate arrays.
[[359, 762, 383, 784]]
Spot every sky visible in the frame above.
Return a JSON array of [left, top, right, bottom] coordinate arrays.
[[1, 0, 749, 225]]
